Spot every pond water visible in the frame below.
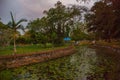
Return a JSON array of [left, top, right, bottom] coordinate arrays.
[[0, 46, 120, 80]]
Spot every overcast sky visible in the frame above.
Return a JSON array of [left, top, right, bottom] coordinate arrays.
[[0, 0, 95, 24]]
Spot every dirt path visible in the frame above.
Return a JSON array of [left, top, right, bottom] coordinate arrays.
[[0, 46, 75, 70]]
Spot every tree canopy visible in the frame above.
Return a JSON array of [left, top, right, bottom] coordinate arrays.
[[83, 0, 120, 41], [27, 1, 86, 45]]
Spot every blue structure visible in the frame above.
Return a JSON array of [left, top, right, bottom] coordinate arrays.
[[64, 37, 71, 41]]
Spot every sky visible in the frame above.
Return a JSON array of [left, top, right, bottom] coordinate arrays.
[[0, 0, 95, 24]]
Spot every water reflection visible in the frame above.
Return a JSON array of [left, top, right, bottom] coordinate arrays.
[[0, 46, 120, 80], [70, 47, 97, 80]]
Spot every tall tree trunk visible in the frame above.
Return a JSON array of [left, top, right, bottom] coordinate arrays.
[[13, 32, 16, 54]]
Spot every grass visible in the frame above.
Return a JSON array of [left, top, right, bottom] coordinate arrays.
[[78, 40, 91, 46], [96, 40, 120, 48], [0, 44, 67, 56]]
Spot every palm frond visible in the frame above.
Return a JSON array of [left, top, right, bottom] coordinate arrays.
[[10, 12, 15, 26], [7, 21, 13, 29], [16, 19, 27, 26], [16, 24, 25, 32]]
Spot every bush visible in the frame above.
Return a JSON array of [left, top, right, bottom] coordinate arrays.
[[46, 43, 54, 48]]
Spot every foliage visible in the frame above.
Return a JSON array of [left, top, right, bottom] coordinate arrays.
[[71, 22, 91, 41], [7, 12, 27, 54], [16, 36, 31, 44], [1, 46, 119, 79], [0, 70, 13, 80], [27, 1, 86, 46], [0, 21, 13, 47], [85, 1, 120, 41], [71, 28, 89, 41]]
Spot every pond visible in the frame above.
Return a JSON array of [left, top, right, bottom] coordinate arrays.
[[0, 46, 120, 80]]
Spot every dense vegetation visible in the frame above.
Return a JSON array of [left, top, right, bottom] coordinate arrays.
[[78, 0, 120, 42], [0, 0, 120, 79], [26, 1, 88, 45], [0, 0, 120, 54], [0, 1, 89, 54]]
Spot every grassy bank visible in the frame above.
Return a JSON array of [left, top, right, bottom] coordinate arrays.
[[78, 40, 120, 48], [0, 44, 68, 56], [96, 41, 120, 48]]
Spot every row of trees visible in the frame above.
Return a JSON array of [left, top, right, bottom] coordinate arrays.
[[79, 0, 120, 42], [0, 1, 89, 53], [1, 0, 119, 53], [25, 1, 89, 45]]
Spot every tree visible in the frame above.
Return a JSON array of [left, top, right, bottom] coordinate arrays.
[[43, 1, 84, 45], [0, 20, 13, 47], [71, 22, 89, 41], [27, 18, 49, 44], [8, 12, 27, 54], [74, 0, 120, 42], [84, 0, 120, 41], [27, 1, 85, 46]]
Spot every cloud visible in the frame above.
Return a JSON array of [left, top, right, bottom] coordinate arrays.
[[0, 0, 95, 24], [17, 0, 79, 20], [17, 0, 53, 19]]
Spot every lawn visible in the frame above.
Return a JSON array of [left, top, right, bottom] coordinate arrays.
[[0, 44, 67, 56]]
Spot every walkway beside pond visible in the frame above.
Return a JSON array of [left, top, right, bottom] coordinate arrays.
[[0, 46, 75, 70]]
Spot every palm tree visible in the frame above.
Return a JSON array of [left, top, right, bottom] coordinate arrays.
[[8, 12, 27, 54]]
